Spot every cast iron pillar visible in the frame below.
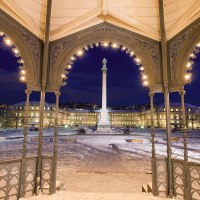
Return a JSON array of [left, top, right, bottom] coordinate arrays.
[[149, 91, 158, 196], [35, 90, 46, 194], [164, 87, 173, 197], [179, 89, 191, 199], [51, 91, 60, 193], [19, 89, 32, 197]]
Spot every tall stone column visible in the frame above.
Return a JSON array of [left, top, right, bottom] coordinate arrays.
[[102, 58, 107, 110], [96, 58, 111, 132], [35, 90, 46, 194], [149, 92, 158, 196], [20, 89, 32, 197], [51, 91, 60, 193], [164, 87, 173, 197], [179, 89, 191, 199]]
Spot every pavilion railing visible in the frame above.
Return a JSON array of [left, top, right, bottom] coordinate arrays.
[[156, 158, 167, 194], [0, 155, 53, 200], [155, 158, 200, 200]]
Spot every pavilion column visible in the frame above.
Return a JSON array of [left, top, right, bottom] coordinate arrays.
[[164, 87, 173, 197], [179, 89, 191, 199], [51, 91, 60, 193], [35, 90, 46, 194], [149, 91, 158, 196], [19, 89, 32, 197]]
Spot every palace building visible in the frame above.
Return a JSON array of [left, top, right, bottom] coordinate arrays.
[[3, 101, 200, 129]]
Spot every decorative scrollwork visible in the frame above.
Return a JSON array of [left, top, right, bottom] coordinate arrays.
[[41, 156, 53, 194], [172, 160, 184, 197], [50, 37, 77, 68], [169, 22, 200, 69], [0, 161, 21, 200], [49, 23, 160, 71], [133, 37, 160, 67], [156, 159, 167, 193], [17, 28, 41, 66], [189, 163, 200, 200], [24, 158, 37, 196]]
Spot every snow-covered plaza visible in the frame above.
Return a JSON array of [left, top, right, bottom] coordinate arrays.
[[0, 128, 200, 199]]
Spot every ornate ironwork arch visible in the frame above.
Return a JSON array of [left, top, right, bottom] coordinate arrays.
[[47, 23, 162, 92], [0, 10, 42, 91], [169, 18, 200, 91]]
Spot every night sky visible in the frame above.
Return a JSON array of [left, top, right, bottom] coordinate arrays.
[[0, 36, 200, 106]]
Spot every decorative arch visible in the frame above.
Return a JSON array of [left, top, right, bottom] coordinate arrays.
[[0, 10, 42, 91], [169, 18, 200, 91], [48, 23, 162, 92]]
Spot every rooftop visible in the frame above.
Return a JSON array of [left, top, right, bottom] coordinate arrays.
[[1, 0, 199, 41]]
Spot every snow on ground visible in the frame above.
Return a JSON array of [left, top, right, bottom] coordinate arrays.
[[0, 128, 200, 199], [23, 191, 169, 200]]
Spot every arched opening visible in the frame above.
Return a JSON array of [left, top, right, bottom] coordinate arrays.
[[166, 36, 200, 199], [45, 43, 164, 195]]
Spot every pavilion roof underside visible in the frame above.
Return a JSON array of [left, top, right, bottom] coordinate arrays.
[[1, 0, 200, 42]]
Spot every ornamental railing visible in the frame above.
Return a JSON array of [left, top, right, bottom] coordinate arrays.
[[0, 155, 53, 200], [155, 158, 200, 200]]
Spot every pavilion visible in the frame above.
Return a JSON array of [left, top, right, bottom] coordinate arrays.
[[0, 0, 200, 199]]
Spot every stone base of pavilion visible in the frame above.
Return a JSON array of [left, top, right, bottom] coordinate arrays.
[[91, 125, 122, 134]]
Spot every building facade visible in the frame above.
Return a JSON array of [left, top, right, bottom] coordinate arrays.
[[1, 102, 200, 129]]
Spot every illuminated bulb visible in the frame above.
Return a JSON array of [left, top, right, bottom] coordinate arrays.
[[0, 32, 4, 36], [135, 58, 141, 63], [71, 56, 76, 60], [77, 50, 83, 56], [130, 51, 134, 57], [61, 74, 66, 79], [13, 48, 19, 54], [21, 70, 26, 75], [121, 46, 126, 51], [18, 59, 24, 64], [142, 74, 147, 80], [20, 76, 26, 82], [190, 53, 195, 58], [139, 66, 144, 71], [186, 62, 192, 67], [185, 73, 192, 80], [197, 43, 200, 47], [4, 38, 12, 46], [84, 46, 89, 50], [143, 80, 148, 86], [95, 42, 99, 47], [67, 64, 72, 69], [103, 42, 109, 47], [112, 43, 118, 48]]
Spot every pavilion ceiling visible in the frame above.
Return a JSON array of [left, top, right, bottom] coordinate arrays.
[[0, 0, 200, 42]]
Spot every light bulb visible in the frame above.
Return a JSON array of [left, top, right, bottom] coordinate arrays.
[[139, 66, 144, 71], [20, 76, 25, 82], [142, 74, 147, 80], [143, 80, 148, 86], [67, 64, 72, 69], [121, 46, 126, 51], [112, 43, 118, 48], [4, 38, 12, 46], [77, 50, 83, 56], [136, 58, 141, 63], [21, 70, 26, 75], [185, 73, 192, 80], [71, 56, 75, 60], [103, 42, 109, 47]]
